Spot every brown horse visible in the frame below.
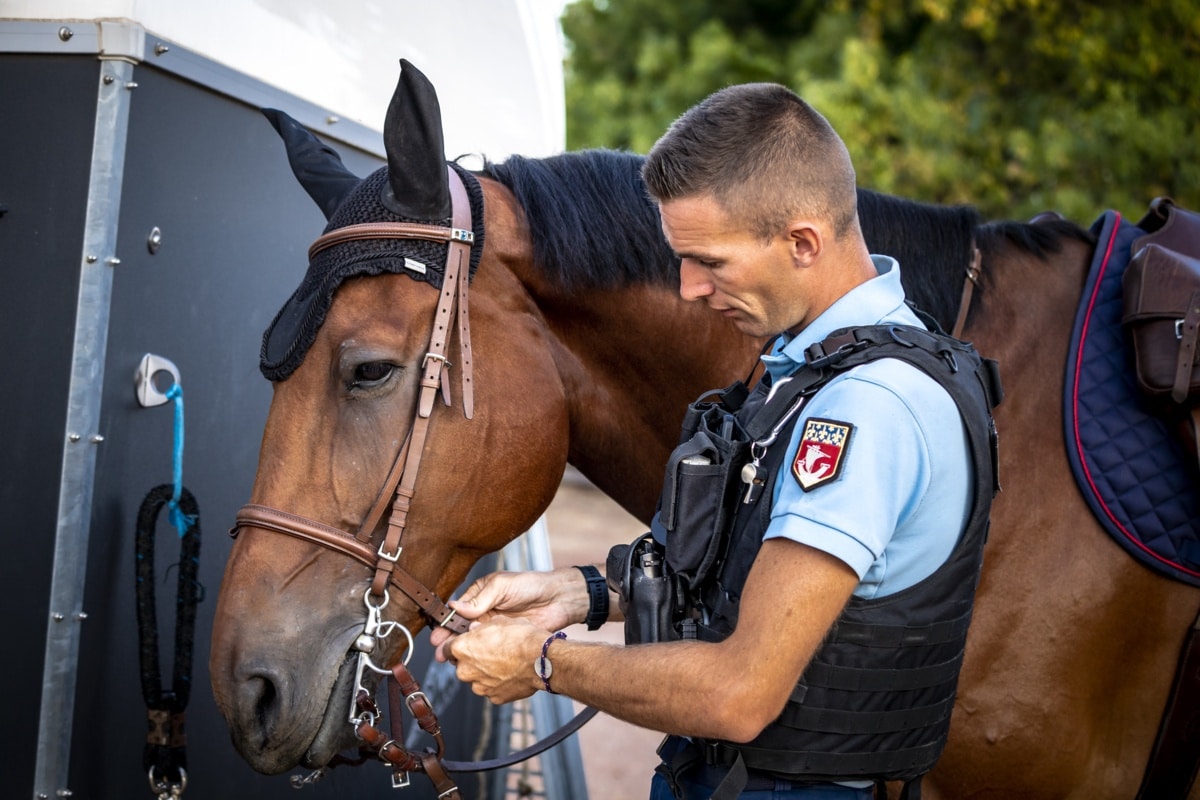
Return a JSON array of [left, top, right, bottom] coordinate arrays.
[[209, 62, 1200, 799]]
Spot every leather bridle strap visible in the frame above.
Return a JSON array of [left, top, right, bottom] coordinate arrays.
[[371, 661, 599, 776], [356, 167, 476, 544], [235, 504, 464, 631], [951, 245, 983, 340], [308, 221, 475, 260], [366, 167, 474, 604]]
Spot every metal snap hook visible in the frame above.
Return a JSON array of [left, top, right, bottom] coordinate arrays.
[[147, 766, 187, 799]]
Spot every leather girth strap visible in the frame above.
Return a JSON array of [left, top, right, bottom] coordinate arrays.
[[1136, 607, 1200, 799]]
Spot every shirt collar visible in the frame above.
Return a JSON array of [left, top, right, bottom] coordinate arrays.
[[761, 255, 911, 381]]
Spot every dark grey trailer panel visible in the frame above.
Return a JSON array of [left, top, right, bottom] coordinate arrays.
[[0, 43, 513, 800], [0, 51, 98, 800]]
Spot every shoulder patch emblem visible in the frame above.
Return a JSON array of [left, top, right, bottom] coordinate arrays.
[[792, 418, 853, 491]]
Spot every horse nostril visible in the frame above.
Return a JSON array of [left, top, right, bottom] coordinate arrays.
[[250, 674, 278, 729], [234, 664, 290, 742]]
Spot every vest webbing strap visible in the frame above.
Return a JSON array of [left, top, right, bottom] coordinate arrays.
[[827, 606, 974, 647], [795, 651, 965, 694], [775, 694, 956, 735], [705, 738, 945, 782]]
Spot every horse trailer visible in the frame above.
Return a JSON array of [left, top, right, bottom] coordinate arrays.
[[0, 3, 584, 798]]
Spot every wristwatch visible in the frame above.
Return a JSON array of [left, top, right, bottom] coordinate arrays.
[[575, 564, 609, 630]]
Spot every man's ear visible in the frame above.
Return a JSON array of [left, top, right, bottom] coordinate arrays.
[[788, 222, 822, 267]]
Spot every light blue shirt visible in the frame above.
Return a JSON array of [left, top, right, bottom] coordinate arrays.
[[760, 255, 971, 598]]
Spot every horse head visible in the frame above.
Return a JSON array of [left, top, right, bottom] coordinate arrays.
[[209, 60, 571, 774]]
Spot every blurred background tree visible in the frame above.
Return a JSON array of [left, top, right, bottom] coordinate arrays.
[[561, 0, 1198, 222]]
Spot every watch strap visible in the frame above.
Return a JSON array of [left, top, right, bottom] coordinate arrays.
[[575, 564, 609, 631]]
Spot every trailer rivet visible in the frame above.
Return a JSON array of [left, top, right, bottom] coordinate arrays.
[[68, 433, 81, 443], [58, 26, 73, 42], [103, 74, 114, 85], [154, 43, 170, 56], [89, 434, 105, 444], [326, 115, 340, 125], [76, 612, 89, 621], [147, 226, 162, 254], [52, 613, 65, 622], [86, 255, 98, 263]]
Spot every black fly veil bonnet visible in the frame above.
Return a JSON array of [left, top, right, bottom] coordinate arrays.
[[259, 59, 484, 382]]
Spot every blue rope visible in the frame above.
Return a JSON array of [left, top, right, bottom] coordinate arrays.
[[164, 383, 196, 536]]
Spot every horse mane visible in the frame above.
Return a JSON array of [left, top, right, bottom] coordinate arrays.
[[481, 149, 678, 290], [976, 216, 1095, 261], [482, 149, 1093, 333], [853, 193, 1093, 331], [856, 189, 982, 331]]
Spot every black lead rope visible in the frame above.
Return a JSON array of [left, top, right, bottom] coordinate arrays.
[[135, 483, 203, 796]]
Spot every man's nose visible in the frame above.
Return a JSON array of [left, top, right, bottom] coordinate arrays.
[[678, 259, 713, 302]]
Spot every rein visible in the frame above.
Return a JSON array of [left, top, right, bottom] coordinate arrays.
[[230, 166, 593, 795]]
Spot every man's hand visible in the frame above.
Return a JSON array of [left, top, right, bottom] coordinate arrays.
[[439, 615, 548, 704], [429, 567, 592, 658]]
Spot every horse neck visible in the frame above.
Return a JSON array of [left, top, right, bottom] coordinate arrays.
[[536, 281, 763, 522]]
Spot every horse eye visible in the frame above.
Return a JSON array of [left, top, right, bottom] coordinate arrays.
[[352, 361, 394, 387]]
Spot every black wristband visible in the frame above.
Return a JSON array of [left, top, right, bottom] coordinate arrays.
[[575, 564, 609, 631]]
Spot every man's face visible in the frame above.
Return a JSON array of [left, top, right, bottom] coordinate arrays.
[[659, 194, 803, 337]]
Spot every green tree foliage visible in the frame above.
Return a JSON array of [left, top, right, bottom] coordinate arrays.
[[561, 0, 1199, 222]]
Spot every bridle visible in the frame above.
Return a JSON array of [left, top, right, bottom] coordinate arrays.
[[235, 165, 477, 635], [231, 164, 474, 793], [229, 166, 595, 797]]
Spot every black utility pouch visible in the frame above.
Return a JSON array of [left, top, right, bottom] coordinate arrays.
[[658, 402, 752, 592], [606, 382, 756, 645]]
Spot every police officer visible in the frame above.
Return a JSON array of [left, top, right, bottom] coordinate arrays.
[[431, 82, 996, 799]]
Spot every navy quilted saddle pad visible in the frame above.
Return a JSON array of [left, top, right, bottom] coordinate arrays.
[[1063, 210, 1200, 587]]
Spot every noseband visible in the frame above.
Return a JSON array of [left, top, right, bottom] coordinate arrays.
[[232, 165, 477, 634]]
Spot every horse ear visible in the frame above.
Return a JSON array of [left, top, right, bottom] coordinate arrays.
[[262, 108, 361, 220], [380, 59, 451, 220]]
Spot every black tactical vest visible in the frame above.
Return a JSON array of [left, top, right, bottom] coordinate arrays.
[[637, 323, 1002, 789]]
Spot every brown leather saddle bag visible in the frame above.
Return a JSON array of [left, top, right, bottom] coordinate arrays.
[[1122, 243, 1200, 404], [1123, 197, 1200, 459]]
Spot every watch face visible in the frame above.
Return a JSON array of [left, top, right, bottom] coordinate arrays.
[[535, 655, 553, 680]]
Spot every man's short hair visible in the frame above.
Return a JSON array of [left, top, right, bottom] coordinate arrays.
[[642, 83, 858, 241]]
